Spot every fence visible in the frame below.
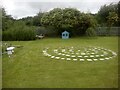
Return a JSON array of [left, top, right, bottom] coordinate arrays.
[[96, 27, 120, 36]]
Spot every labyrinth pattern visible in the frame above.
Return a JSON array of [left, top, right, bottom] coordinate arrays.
[[42, 46, 117, 62]]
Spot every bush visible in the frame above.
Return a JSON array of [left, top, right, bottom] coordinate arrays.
[[2, 21, 36, 41], [86, 27, 96, 37]]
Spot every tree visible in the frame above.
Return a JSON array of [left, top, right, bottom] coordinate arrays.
[[107, 12, 118, 27], [107, 12, 118, 35], [41, 8, 97, 36], [2, 8, 14, 31], [97, 3, 118, 26]]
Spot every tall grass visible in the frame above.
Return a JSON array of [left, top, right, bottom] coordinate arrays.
[[2, 21, 36, 41]]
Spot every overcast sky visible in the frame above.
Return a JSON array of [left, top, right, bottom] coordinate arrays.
[[1, 0, 119, 19]]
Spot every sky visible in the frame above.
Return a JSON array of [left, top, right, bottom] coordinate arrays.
[[1, 0, 119, 19]]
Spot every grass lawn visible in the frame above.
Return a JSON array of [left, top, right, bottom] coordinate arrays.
[[2, 37, 118, 88]]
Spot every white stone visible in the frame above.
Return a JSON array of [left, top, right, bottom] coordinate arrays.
[[99, 58, 104, 60], [54, 49, 58, 52], [112, 52, 117, 56], [62, 49, 65, 52], [91, 53, 95, 54], [47, 54, 51, 57], [66, 54, 70, 57], [84, 56, 88, 57], [78, 56, 82, 57], [76, 53, 79, 55], [93, 59, 98, 61], [109, 57, 112, 59], [71, 55, 76, 57], [78, 50, 81, 51], [61, 58, 65, 60], [55, 57, 60, 59], [66, 58, 71, 60], [101, 55, 104, 57], [51, 56, 55, 58], [62, 54, 65, 56], [105, 57, 109, 60], [73, 59, 77, 61], [90, 55, 94, 57], [80, 59, 84, 61], [81, 53, 86, 55], [42, 50, 46, 53], [96, 55, 99, 57], [87, 59, 92, 61], [58, 53, 62, 55]]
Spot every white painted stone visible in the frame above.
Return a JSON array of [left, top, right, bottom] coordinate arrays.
[[76, 53, 79, 55], [87, 59, 92, 61], [78, 50, 81, 51], [55, 57, 60, 59], [81, 53, 86, 55], [71, 55, 76, 57], [73, 58, 77, 61], [66, 58, 71, 60], [93, 59, 98, 61], [58, 53, 62, 55], [51, 56, 55, 58], [91, 53, 95, 54], [90, 55, 94, 57], [96, 55, 99, 57], [105, 57, 109, 60], [84, 56, 88, 57], [80, 59, 84, 61], [78, 56, 82, 57], [43, 50, 46, 53], [109, 57, 112, 59], [54, 49, 58, 52], [99, 58, 104, 60], [62, 54, 65, 56], [112, 52, 117, 56], [101, 55, 104, 57], [71, 53, 74, 54], [47, 54, 52, 57], [66, 54, 70, 57], [61, 58, 65, 60], [62, 49, 65, 52]]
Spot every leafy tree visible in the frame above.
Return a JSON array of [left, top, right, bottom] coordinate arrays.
[[107, 12, 118, 27], [97, 3, 118, 26], [41, 8, 97, 36], [118, 1, 120, 26], [32, 12, 44, 26], [2, 8, 14, 31]]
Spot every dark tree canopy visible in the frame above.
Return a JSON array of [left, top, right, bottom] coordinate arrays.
[[41, 8, 97, 36]]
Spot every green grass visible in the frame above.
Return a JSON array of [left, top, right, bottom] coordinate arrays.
[[2, 37, 118, 88]]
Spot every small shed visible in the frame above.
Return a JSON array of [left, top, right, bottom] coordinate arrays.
[[62, 31, 69, 39]]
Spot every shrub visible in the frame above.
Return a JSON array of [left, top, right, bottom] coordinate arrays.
[[86, 27, 96, 37], [2, 21, 36, 41]]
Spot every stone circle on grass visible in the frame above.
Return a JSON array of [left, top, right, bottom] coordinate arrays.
[[42, 46, 117, 62]]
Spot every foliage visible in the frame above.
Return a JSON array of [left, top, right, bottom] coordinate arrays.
[[41, 8, 97, 36], [107, 12, 118, 27], [86, 27, 96, 37], [97, 3, 118, 26], [2, 8, 14, 31], [2, 21, 36, 41]]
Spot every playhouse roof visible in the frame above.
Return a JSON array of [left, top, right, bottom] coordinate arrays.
[[62, 31, 69, 34]]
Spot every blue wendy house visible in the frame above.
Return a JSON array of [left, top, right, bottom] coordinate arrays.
[[62, 31, 69, 39]]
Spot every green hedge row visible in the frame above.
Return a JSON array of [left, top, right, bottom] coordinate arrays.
[[2, 22, 36, 41]]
